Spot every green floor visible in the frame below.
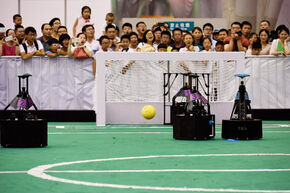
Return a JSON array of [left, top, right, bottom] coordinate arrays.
[[0, 121, 290, 193]]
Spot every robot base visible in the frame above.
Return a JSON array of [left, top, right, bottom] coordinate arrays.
[[173, 115, 215, 140], [0, 119, 47, 147], [222, 119, 262, 140]]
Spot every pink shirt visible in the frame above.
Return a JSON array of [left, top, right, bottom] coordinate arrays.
[[2, 43, 17, 56], [75, 16, 93, 35]]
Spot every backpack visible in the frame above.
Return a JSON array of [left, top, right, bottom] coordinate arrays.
[[22, 40, 39, 53]]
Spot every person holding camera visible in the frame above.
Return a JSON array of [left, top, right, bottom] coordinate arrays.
[[224, 22, 249, 52], [0, 29, 20, 56]]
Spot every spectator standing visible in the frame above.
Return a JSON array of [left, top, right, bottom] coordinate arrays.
[[201, 37, 212, 52], [215, 41, 224, 52], [101, 13, 116, 35], [171, 28, 185, 49], [136, 21, 147, 43], [59, 33, 70, 56], [157, 43, 168, 52], [153, 27, 162, 48], [246, 33, 258, 55], [241, 21, 252, 39], [213, 29, 220, 41], [160, 30, 173, 52], [13, 14, 22, 28], [203, 23, 216, 50], [270, 25, 289, 56], [116, 35, 131, 52], [82, 24, 99, 54], [68, 33, 92, 58], [0, 23, 5, 45], [49, 18, 61, 40], [46, 38, 61, 57], [0, 29, 20, 56], [138, 30, 155, 52], [179, 33, 199, 52], [104, 24, 118, 51], [259, 29, 271, 55], [73, 6, 93, 37], [192, 27, 203, 51], [57, 26, 68, 39], [129, 32, 138, 52], [259, 20, 277, 42], [218, 29, 228, 42], [20, 27, 44, 60], [224, 22, 249, 52], [122, 23, 133, 35], [37, 23, 52, 53], [15, 25, 25, 45], [96, 35, 112, 52]]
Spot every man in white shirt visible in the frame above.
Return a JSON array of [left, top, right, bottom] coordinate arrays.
[[82, 24, 99, 54], [20, 27, 45, 60]]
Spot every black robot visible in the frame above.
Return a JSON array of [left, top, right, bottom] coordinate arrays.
[[222, 74, 262, 140]]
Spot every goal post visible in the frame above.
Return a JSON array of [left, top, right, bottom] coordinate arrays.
[[94, 52, 245, 126]]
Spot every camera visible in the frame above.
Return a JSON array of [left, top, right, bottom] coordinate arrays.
[[5, 36, 13, 42], [235, 31, 242, 37]]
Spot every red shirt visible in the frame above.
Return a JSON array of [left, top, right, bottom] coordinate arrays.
[[223, 36, 249, 51], [2, 43, 17, 56]]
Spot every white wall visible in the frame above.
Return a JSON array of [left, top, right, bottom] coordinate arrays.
[[0, 0, 18, 30], [0, 0, 111, 38], [21, 0, 65, 36]]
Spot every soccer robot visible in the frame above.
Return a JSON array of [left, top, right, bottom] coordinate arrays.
[[3, 73, 38, 120], [172, 73, 215, 140], [222, 74, 262, 140], [0, 74, 47, 147]]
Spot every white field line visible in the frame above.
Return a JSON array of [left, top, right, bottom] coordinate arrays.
[[0, 171, 27, 174], [45, 169, 290, 173], [48, 131, 290, 135], [48, 124, 290, 129], [27, 154, 290, 193], [2, 168, 290, 174], [48, 126, 173, 129], [48, 132, 172, 134]]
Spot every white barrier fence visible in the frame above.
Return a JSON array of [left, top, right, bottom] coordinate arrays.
[[0, 57, 94, 110], [0, 55, 289, 125], [245, 56, 290, 109]]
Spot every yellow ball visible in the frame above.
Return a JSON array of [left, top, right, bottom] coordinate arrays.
[[141, 105, 156, 120]]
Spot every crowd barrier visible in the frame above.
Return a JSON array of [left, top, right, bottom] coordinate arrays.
[[0, 57, 94, 110], [0, 55, 289, 124]]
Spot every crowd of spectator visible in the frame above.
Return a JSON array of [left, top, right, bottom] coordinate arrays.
[[0, 6, 290, 61]]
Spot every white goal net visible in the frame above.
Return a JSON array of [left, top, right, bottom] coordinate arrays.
[[94, 52, 245, 126]]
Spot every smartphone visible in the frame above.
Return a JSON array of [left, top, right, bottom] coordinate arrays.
[[5, 36, 13, 42]]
